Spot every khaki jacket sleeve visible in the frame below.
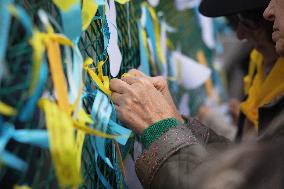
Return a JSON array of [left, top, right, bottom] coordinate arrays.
[[135, 118, 230, 189]]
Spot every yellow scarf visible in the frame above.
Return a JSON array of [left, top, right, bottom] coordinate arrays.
[[240, 50, 284, 131]]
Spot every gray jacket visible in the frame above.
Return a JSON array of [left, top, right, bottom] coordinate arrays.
[[135, 95, 284, 189]]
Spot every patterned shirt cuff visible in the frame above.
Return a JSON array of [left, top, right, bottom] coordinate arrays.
[[141, 118, 179, 149]]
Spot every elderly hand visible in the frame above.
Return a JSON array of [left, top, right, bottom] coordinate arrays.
[[123, 69, 183, 123], [110, 75, 181, 134]]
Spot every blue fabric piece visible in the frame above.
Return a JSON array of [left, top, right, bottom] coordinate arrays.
[[102, 14, 110, 52], [91, 91, 113, 168], [167, 52, 179, 95], [0, 122, 14, 153], [144, 7, 163, 74], [90, 100, 114, 188], [61, 3, 82, 41], [93, 150, 113, 189], [1, 151, 28, 171], [109, 101, 131, 145], [112, 142, 128, 189], [73, 42, 83, 93], [108, 120, 131, 145], [0, 0, 12, 77], [19, 60, 48, 121], [0, 121, 27, 172], [96, 0, 106, 5], [12, 130, 49, 149], [137, 21, 150, 76], [0, 119, 49, 172]]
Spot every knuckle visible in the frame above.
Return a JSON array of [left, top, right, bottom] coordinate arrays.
[[156, 76, 166, 85]]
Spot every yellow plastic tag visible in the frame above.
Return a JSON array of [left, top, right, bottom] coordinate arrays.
[[82, 0, 98, 30], [147, 4, 166, 64], [121, 73, 129, 78], [115, 0, 130, 4], [197, 51, 214, 98], [46, 38, 71, 113], [53, 0, 79, 12], [38, 99, 81, 188], [84, 58, 112, 96], [0, 101, 16, 116], [48, 33, 73, 47], [98, 60, 105, 81], [29, 29, 45, 94], [14, 185, 32, 189], [75, 130, 85, 172]]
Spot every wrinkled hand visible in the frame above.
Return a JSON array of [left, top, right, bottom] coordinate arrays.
[[110, 76, 180, 134], [123, 69, 183, 123]]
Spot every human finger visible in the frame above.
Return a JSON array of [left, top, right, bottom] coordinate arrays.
[[121, 76, 141, 85], [110, 78, 130, 94], [111, 92, 125, 106], [127, 69, 146, 77]]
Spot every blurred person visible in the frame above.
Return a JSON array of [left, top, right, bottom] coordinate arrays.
[[228, 98, 241, 124], [109, 0, 284, 188], [190, 140, 284, 189], [199, 0, 284, 141], [198, 105, 237, 140]]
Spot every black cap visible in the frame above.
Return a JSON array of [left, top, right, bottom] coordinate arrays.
[[199, 0, 269, 17]]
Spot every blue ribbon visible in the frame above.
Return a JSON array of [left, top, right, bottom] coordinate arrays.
[[89, 90, 132, 188], [91, 91, 113, 168], [137, 21, 150, 76], [19, 60, 48, 121], [61, 3, 82, 41], [11, 4, 33, 36], [0, 0, 12, 80], [144, 6, 163, 74], [0, 118, 49, 172]]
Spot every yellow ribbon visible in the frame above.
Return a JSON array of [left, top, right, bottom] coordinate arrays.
[[75, 129, 85, 173], [147, 3, 166, 64], [73, 109, 118, 139], [82, 0, 98, 30], [141, 25, 157, 75], [240, 55, 284, 130], [52, 0, 79, 12], [38, 98, 82, 188], [121, 73, 130, 78], [243, 50, 262, 95], [14, 186, 31, 189], [84, 57, 112, 96], [29, 29, 46, 94], [0, 101, 16, 116], [46, 38, 71, 113], [197, 51, 214, 99], [115, 0, 130, 4]]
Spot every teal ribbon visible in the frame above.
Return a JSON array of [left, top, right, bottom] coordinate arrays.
[[137, 21, 150, 76], [0, 118, 49, 172], [0, 0, 12, 81], [60, 3, 82, 41]]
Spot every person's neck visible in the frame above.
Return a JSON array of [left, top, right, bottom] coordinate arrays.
[[258, 45, 278, 77]]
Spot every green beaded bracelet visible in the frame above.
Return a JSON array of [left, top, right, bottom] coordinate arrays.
[[141, 118, 180, 149]]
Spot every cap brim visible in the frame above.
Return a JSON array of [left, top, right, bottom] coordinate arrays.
[[199, 0, 269, 17]]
